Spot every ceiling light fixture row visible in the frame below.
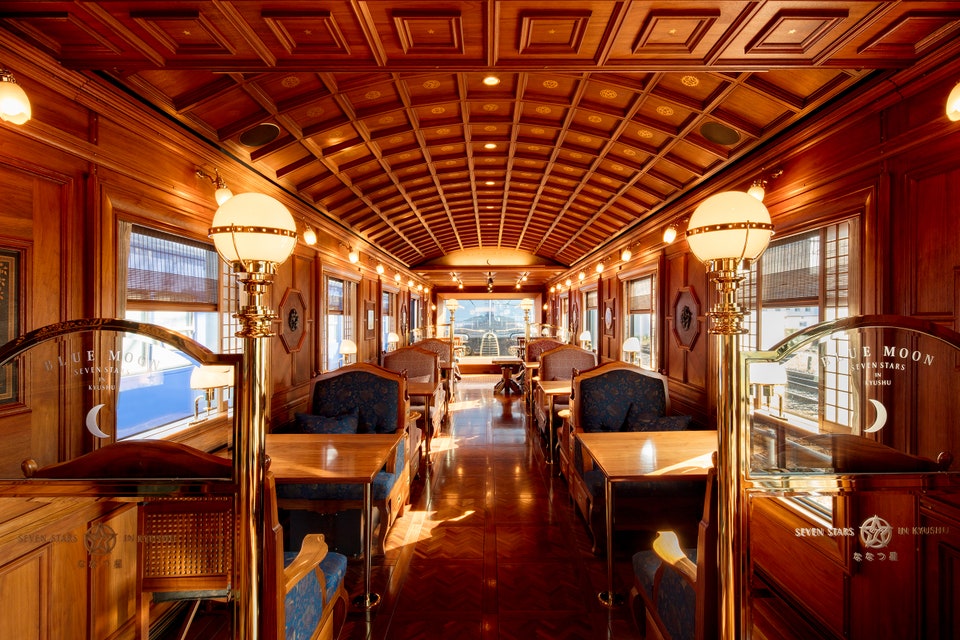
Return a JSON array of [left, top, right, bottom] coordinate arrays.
[[515, 272, 529, 289], [450, 272, 464, 289]]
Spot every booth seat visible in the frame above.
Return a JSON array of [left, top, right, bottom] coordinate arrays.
[[564, 362, 703, 554], [630, 458, 718, 640], [382, 344, 445, 468], [414, 337, 460, 396], [276, 363, 413, 557], [533, 344, 597, 446]]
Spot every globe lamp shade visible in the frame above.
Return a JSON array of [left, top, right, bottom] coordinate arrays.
[[685, 191, 773, 265], [209, 192, 297, 269], [0, 71, 31, 125]]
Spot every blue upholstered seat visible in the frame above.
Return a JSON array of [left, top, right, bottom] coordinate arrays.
[[283, 550, 348, 640], [632, 547, 698, 640]]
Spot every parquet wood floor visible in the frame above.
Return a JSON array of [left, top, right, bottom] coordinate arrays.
[[179, 374, 647, 639], [336, 375, 645, 640]]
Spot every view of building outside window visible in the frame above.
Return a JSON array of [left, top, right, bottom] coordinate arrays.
[[447, 298, 529, 358]]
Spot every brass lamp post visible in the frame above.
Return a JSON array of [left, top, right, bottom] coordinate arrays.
[[520, 298, 534, 344], [685, 190, 773, 640], [209, 192, 298, 640]]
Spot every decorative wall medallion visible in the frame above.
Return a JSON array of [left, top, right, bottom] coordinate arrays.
[[279, 288, 307, 353], [672, 287, 701, 351]]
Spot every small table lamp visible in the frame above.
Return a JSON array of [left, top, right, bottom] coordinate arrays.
[[749, 362, 788, 417], [622, 336, 641, 365], [189, 365, 233, 421], [339, 339, 358, 366], [387, 332, 400, 352], [579, 330, 592, 351]]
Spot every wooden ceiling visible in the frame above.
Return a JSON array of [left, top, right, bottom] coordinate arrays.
[[3, 1, 959, 288]]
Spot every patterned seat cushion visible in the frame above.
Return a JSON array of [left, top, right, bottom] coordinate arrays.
[[582, 468, 704, 501], [283, 549, 348, 639], [580, 369, 667, 433], [312, 371, 400, 434], [294, 411, 359, 434], [632, 548, 698, 640]]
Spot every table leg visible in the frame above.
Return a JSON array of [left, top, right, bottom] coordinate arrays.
[[546, 395, 555, 465], [424, 403, 432, 465], [352, 482, 381, 611], [598, 476, 624, 608]]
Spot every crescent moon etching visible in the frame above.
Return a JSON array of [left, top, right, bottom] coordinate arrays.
[[85, 403, 110, 439], [864, 398, 888, 433]]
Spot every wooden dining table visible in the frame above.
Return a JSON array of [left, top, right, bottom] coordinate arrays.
[[536, 378, 572, 466], [576, 429, 718, 608], [408, 378, 440, 464], [265, 432, 404, 611]]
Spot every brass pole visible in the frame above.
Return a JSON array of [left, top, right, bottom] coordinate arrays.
[[233, 265, 278, 640], [706, 258, 748, 640]]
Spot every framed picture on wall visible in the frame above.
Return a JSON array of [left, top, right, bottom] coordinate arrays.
[[672, 287, 701, 351], [278, 288, 307, 353], [603, 298, 616, 337], [365, 301, 376, 340]]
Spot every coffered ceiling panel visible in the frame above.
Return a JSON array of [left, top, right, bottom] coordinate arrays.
[[2, 1, 959, 288]]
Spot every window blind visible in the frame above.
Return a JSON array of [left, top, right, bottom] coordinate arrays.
[[126, 225, 219, 305]]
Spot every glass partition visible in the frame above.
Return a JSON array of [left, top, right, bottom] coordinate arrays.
[[741, 315, 960, 639], [0, 319, 240, 638]]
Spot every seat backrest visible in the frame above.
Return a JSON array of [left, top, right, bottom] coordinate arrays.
[[525, 337, 564, 362], [414, 338, 454, 367], [539, 344, 597, 382], [311, 362, 407, 434], [571, 361, 674, 433], [695, 457, 719, 640], [382, 345, 440, 383]]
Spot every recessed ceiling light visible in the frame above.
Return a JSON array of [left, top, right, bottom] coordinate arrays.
[[484, 143, 497, 149], [700, 121, 741, 146], [485, 180, 495, 185], [239, 122, 280, 147], [483, 75, 500, 86]]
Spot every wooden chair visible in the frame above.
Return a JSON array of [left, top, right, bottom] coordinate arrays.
[[23, 439, 347, 640], [630, 456, 718, 640], [382, 345, 446, 467]]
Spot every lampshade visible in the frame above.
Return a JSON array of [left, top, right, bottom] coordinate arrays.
[[209, 192, 297, 268], [302, 225, 317, 245], [338, 339, 357, 355], [750, 362, 788, 385], [348, 249, 360, 263], [189, 365, 234, 390], [579, 330, 592, 342], [519, 298, 534, 312], [596, 262, 604, 274], [214, 185, 233, 206], [622, 337, 641, 353], [621, 248, 632, 261], [0, 70, 31, 125], [444, 298, 460, 311], [948, 80, 960, 122], [747, 181, 765, 201], [387, 332, 400, 344], [685, 190, 773, 264], [663, 224, 678, 244]]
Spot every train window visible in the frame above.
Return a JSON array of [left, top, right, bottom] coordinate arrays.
[[741, 218, 858, 429], [624, 273, 656, 370], [324, 275, 357, 370], [118, 223, 236, 439]]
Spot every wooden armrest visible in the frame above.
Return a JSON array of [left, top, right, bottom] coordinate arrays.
[[652, 531, 697, 585], [283, 533, 329, 593]]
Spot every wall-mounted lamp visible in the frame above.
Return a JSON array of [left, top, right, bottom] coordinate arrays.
[[302, 223, 317, 246], [663, 223, 679, 244], [395, 272, 402, 284], [747, 168, 783, 202], [407, 278, 414, 288], [578, 271, 586, 282], [595, 262, 605, 274], [376, 263, 385, 275], [948, 80, 960, 121], [349, 249, 360, 264], [565, 278, 572, 287], [196, 168, 234, 205], [621, 247, 633, 262], [0, 68, 31, 125]]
